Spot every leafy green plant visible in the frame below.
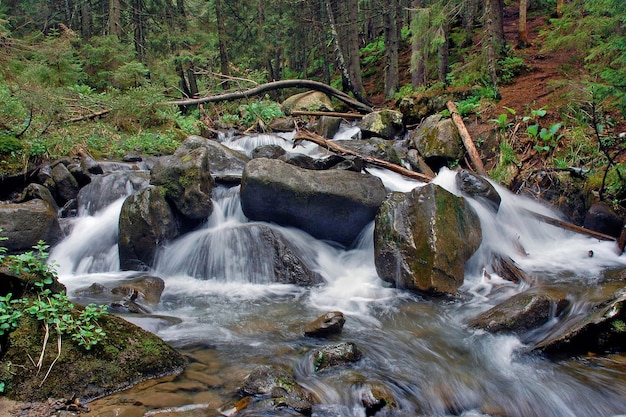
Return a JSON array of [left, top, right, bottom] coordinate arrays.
[[0, 235, 108, 388], [455, 95, 481, 117]]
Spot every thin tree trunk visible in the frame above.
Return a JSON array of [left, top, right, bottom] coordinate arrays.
[[518, 0, 529, 48], [383, 0, 399, 97], [346, 0, 365, 99], [410, 0, 426, 88], [556, 0, 564, 17], [108, 0, 121, 37], [484, 0, 500, 98], [215, 0, 230, 89], [447, 101, 486, 175], [176, 0, 187, 30], [438, 21, 450, 83], [132, 0, 146, 63], [324, 0, 367, 103], [80, 0, 92, 39]]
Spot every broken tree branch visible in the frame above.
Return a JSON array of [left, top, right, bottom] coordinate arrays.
[[293, 129, 433, 183], [165, 79, 373, 114], [63, 109, 110, 123], [447, 101, 487, 176], [523, 209, 617, 242], [291, 110, 364, 119]]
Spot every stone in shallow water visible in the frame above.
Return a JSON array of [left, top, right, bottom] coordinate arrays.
[[303, 311, 345, 337]]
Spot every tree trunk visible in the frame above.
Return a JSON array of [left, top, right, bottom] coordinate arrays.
[[132, 0, 146, 63], [556, 0, 565, 17], [108, 0, 121, 37], [215, 0, 230, 89], [484, 0, 500, 98], [80, 0, 92, 39], [383, 0, 399, 97], [410, 0, 426, 89], [324, 0, 367, 103], [176, 0, 187, 30], [518, 0, 529, 48], [438, 21, 450, 83], [346, 0, 365, 99]]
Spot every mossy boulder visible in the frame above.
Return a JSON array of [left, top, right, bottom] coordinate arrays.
[[0, 312, 186, 402], [0, 199, 62, 254], [374, 183, 482, 295], [282, 91, 333, 114], [360, 109, 404, 140], [118, 185, 180, 271], [150, 136, 214, 223], [409, 114, 463, 170]]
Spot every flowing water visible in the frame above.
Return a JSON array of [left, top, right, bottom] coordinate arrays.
[[49, 131, 626, 417]]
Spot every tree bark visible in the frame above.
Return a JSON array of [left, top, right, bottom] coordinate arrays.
[[556, 0, 565, 17], [346, 0, 365, 99], [215, 0, 230, 89], [132, 0, 146, 63], [484, 0, 501, 98], [324, 0, 367, 103], [383, 0, 399, 97], [108, 0, 121, 37], [166, 79, 374, 113], [80, 0, 92, 39], [294, 130, 433, 182], [447, 101, 487, 175], [410, 0, 426, 88], [438, 20, 450, 83], [518, 0, 529, 48]]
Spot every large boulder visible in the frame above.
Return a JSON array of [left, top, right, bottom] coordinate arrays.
[[203, 137, 250, 184], [150, 136, 214, 223], [410, 114, 463, 170], [240, 158, 387, 246], [360, 109, 404, 140], [583, 202, 623, 238], [282, 91, 333, 114], [77, 171, 150, 215], [0, 199, 62, 253], [374, 183, 482, 295], [118, 186, 180, 271], [334, 138, 404, 166]]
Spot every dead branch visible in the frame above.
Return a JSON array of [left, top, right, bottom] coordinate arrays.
[[166, 79, 373, 114], [447, 101, 487, 175], [523, 208, 617, 242], [291, 110, 364, 119], [293, 129, 433, 183], [63, 109, 110, 123]]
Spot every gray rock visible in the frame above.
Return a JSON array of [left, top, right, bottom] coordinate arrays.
[[240, 365, 314, 415], [77, 171, 149, 215], [150, 136, 214, 222], [316, 116, 342, 139], [51, 162, 80, 206], [583, 202, 624, 238], [410, 114, 463, 168], [15, 183, 59, 212], [252, 144, 287, 160], [118, 186, 180, 270], [360, 109, 404, 140], [469, 287, 570, 336], [282, 91, 333, 114], [456, 169, 501, 209], [0, 199, 62, 253], [312, 342, 362, 372], [241, 158, 387, 246], [374, 183, 482, 295], [203, 137, 250, 184], [334, 138, 404, 166]]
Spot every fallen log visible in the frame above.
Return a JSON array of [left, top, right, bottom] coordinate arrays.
[[291, 110, 364, 119], [63, 109, 110, 123], [446, 101, 487, 176], [166, 79, 373, 114], [523, 209, 617, 242], [293, 130, 433, 183]]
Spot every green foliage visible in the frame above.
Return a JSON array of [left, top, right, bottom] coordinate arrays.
[[0, 237, 107, 350], [221, 100, 284, 130], [498, 55, 530, 85], [455, 95, 481, 117]]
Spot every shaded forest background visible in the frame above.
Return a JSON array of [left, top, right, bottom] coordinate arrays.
[[0, 0, 624, 213]]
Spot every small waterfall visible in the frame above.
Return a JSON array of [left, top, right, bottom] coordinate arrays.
[[48, 133, 626, 417]]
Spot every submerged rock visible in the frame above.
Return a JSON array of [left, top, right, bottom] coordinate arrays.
[[74, 275, 165, 313], [312, 342, 362, 372], [456, 169, 501, 210], [374, 183, 482, 295], [304, 311, 345, 337], [469, 286, 570, 337], [239, 364, 314, 415], [240, 158, 387, 246]]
